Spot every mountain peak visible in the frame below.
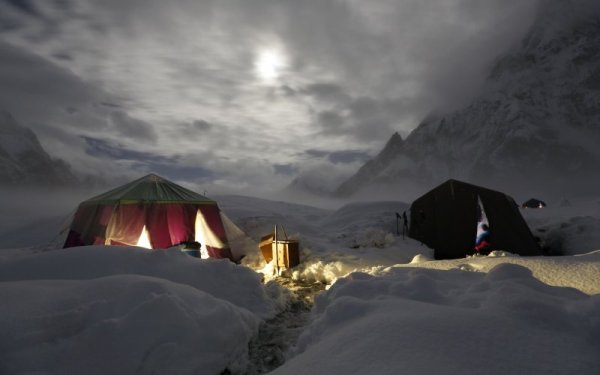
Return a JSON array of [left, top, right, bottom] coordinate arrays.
[[387, 132, 403, 146], [0, 111, 77, 186], [334, 132, 406, 196]]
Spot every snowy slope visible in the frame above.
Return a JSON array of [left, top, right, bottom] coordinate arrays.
[[216, 195, 425, 283], [273, 261, 600, 375], [0, 246, 291, 374], [336, 0, 600, 199], [0, 194, 600, 374], [0, 110, 76, 186]]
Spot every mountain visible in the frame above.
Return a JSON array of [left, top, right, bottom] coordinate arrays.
[[0, 110, 77, 186], [336, 0, 600, 199], [336, 132, 406, 196]]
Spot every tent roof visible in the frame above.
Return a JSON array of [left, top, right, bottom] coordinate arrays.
[[522, 198, 547, 207], [81, 174, 216, 206]]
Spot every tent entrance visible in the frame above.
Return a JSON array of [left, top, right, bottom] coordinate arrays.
[[476, 195, 489, 240], [136, 225, 152, 249], [194, 209, 228, 259]]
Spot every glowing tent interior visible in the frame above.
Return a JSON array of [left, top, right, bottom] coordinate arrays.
[[63, 174, 233, 260]]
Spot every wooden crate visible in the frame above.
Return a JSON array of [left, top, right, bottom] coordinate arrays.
[[259, 234, 300, 269], [273, 240, 300, 269]]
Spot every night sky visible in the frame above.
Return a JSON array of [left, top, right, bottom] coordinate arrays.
[[0, 0, 540, 194]]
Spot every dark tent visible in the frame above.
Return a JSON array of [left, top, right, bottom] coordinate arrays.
[[408, 179, 541, 259], [522, 198, 547, 209], [64, 174, 233, 260]]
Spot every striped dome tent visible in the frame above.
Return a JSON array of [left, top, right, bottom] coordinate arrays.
[[64, 174, 232, 260]]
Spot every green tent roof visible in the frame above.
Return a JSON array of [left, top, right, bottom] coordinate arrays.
[[81, 174, 216, 206]]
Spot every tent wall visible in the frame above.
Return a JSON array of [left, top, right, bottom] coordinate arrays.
[[409, 180, 540, 259], [104, 203, 198, 249], [63, 174, 233, 260], [64, 204, 114, 247], [410, 181, 478, 259], [480, 193, 540, 256], [64, 203, 233, 260], [196, 205, 233, 259]]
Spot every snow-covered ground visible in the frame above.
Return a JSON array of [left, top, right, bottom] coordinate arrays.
[[0, 194, 599, 374]]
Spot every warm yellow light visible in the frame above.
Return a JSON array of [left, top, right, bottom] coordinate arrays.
[[194, 211, 210, 259], [136, 225, 152, 249]]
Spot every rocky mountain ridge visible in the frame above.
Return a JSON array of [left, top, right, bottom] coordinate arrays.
[[335, 0, 600, 199], [0, 110, 77, 186]]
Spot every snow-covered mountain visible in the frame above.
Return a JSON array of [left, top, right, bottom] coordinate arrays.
[[336, 0, 600, 199], [0, 110, 76, 186]]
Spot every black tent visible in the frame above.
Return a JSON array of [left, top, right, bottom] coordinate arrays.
[[408, 179, 541, 259], [522, 198, 547, 209]]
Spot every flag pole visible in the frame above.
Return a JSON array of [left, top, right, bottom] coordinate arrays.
[[274, 224, 279, 276]]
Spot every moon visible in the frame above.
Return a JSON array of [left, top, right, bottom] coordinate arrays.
[[255, 49, 285, 81]]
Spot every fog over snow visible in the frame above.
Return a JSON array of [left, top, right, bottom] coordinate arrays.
[[0, 0, 540, 194]]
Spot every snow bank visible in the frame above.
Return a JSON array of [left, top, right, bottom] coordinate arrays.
[[0, 245, 279, 319], [217, 196, 429, 284], [523, 199, 600, 255], [288, 237, 429, 285], [382, 250, 600, 295], [0, 245, 291, 374], [273, 264, 600, 375], [0, 275, 259, 374]]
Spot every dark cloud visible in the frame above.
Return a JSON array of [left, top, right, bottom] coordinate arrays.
[[302, 83, 351, 105], [108, 111, 157, 143], [83, 137, 168, 163], [99, 101, 121, 109], [0, 40, 99, 115], [303, 148, 370, 164], [309, 93, 407, 141], [191, 120, 212, 131], [317, 110, 345, 131], [304, 149, 329, 158], [280, 85, 297, 97], [328, 150, 371, 164], [273, 163, 299, 176], [3, 0, 41, 18], [83, 136, 216, 182]]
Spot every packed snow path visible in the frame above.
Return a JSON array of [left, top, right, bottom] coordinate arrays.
[[246, 277, 326, 374]]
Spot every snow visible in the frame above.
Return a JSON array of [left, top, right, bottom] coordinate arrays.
[[522, 199, 600, 255], [273, 263, 600, 375], [1, 194, 600, 374], [1, 275, 259, 374], [219, 196, 428, 284], [0, 245, 289, 374]]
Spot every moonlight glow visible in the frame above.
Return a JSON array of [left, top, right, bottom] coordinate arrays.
[[255, 49, 286, 81]]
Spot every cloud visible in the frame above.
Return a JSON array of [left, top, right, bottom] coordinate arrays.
[[108, 111, 157, 143], [3, 0, 42, 18], [304, 148, 371, 164], [83, 137, 169, 163], [0, 0, 542, 193], [273, 163, 299, 176], [304, 149, 329, 158], [328, 150, 371, 164], [191, 120, 212, 131], [83, 136, 216, 183], [317, 110, 345, 131], [301, 83, 351, 105], [0, 40, 161, 175]]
